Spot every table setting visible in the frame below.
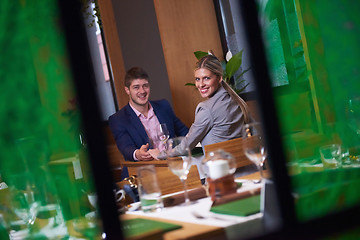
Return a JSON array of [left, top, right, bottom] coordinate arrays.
[[119, 126, 268, 239], [124, 177, 263, 239], [5, 123, 267, 240]]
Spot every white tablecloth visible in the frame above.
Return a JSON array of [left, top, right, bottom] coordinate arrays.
[[127, 180, 264, 239]]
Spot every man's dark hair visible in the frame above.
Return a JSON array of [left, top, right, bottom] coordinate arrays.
[[124, 67, 149, 87]]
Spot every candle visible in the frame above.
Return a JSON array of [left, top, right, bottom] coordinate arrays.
[[207, 160, 230, 179]]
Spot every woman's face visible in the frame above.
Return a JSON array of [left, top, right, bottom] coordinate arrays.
[[195, 68, 222, 98]]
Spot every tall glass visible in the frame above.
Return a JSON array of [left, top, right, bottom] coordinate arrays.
[[9, 184, 39, 226], [166, 137, 192, 205], [243, 122, 267, 181], [137, 165, 163, 212]]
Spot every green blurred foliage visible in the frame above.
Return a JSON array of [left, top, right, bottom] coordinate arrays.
[[259, 0, 360, 223], [0, 0, 96, 228]]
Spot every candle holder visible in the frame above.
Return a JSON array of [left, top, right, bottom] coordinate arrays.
[[202, 149, 237, 201]]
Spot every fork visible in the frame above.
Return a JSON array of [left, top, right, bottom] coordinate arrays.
[[192, 211, 237, 222]]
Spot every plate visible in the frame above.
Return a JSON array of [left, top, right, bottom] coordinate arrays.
[[127, 202, 141, 212]]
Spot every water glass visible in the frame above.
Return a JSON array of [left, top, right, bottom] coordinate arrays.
[[319, 144, 342, 169], [243, 122, 267, 181], [341, 148, 352, 167], [137, 165, 163, 212]]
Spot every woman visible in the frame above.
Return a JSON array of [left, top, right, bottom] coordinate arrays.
[[185, 53, 250, 150]]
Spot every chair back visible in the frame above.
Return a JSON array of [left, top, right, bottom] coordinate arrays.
[[203, 138, 253, 169], [107, 144, 125, 182]]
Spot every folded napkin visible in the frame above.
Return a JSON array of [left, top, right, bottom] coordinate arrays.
[[163, 187, 208, 207], [210, 195, 261, 217], [211, 187, 261, 207], [122, 218, 182, 239]]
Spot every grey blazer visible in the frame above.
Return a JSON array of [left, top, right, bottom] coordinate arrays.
[[185, 85, 245, 150]]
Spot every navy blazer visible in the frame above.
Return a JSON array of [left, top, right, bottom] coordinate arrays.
[[108, 99, 189, 162]]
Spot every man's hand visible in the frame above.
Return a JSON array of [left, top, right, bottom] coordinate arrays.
[[135, 143, 154, 161]]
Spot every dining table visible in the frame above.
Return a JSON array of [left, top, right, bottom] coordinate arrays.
[[5, 170, 266, 240], [122, 171, 266, 240]]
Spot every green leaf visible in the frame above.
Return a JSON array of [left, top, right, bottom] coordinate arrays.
[[221, 61, 228, 79], [194, 51, 209, 60], [236, 79, 247, 85], [235, 67, 251, 81], [226, 50, 244, 79], [236, 83, 249, 94], [185, 83, 196, 86]]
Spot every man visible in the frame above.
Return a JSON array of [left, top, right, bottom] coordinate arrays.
[[108, 67, 188, 165]]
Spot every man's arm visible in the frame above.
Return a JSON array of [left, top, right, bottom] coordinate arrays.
[[135, 144, 153, 161], [109, 111, 154, 161], [109, 116, 137, 161]]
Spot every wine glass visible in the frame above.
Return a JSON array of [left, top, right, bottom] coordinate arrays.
[[166, 137, 192, 205], [9, 182, 39, 226], [243, 122, 267, 181], [157, 123, 170, 159], [158, 123, 170, 147]]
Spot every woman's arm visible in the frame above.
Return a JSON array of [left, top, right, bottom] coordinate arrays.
[[185, 104, 213, 150]]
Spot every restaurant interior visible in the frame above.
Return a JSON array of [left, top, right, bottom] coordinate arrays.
[[1, 0, 360, 239]]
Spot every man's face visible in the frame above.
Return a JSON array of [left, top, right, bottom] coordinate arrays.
[[125, 78, 150, 107]]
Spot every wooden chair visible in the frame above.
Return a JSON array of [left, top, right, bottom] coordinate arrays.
[[107, 144, 202, 195], [203, 138, 253, 169], [107, 144, 125, 182]]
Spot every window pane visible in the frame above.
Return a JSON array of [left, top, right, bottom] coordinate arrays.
[[0, 1, 103, 238], [258, 0, 360, 222]]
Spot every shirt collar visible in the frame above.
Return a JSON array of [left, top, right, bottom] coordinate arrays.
[[129, 102, 154, 118]]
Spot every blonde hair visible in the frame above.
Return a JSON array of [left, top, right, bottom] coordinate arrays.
[[194, 52, 251, 123], [194, 54, 223, 78]]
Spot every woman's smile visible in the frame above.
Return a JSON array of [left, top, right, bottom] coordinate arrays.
[[195, 68, 222, 98]]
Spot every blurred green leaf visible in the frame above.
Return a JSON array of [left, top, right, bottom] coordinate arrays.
[[194, 51, 209, 60], [235, 67, 251, 81], [226, 50, 244, 79], [236, 83, 249, 94]]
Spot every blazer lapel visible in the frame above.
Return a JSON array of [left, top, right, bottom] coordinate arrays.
[[125, 105, 149, 145]]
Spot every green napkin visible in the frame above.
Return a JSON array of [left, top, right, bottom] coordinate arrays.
[[210, 195, 261, 216], [122, 218, 182, 238], [191, 146, 204, 157]]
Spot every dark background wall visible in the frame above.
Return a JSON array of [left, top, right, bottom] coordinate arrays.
[[111, 0, 173, 104]]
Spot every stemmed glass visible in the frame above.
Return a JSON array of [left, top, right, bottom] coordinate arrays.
[[243, 122, 267, 181], [158, 123, 170, 148], [157, 123, 170, 159], [8, 178, 39, 226], [166, 136, 192, 205]]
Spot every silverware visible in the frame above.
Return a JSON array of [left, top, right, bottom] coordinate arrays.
[[191, 211, 237, 222]]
